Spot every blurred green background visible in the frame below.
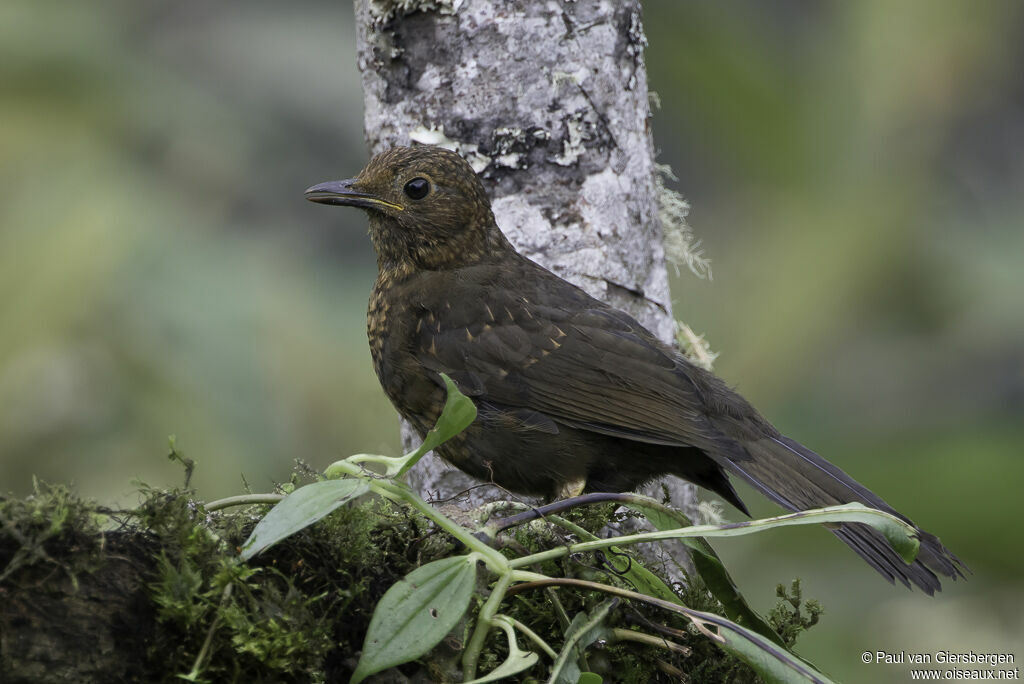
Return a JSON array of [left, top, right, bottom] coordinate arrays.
[[2, 0, 1021, 680]]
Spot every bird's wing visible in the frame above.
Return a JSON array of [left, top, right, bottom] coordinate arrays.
[[411, 264, 759, 457]]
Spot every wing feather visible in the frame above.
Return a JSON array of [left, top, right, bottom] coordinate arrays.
[[413, 268, 739, 453]]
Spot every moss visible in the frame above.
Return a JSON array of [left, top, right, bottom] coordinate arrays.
[[368, 0, 458, 26], [137, 481, 444, 683], [676, 574, 764, 683], [0, 479, 105, 588], [0, 474, 449, 682], [767, 579, 823, 649], [1, 474, 823, 683]]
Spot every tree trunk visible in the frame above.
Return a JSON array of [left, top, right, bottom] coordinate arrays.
[[353, 0, 698, 515]]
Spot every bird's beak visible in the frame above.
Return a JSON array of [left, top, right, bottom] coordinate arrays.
[[304, 178, 403, 211]]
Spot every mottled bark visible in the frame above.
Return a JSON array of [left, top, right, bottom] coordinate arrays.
[[353, 0, 696, 515], [0, 532, 157, 683]]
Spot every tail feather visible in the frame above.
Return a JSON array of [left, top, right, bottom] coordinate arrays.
[[709, 433, 967, 593]]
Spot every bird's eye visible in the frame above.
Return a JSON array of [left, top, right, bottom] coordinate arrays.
[[403, 177, 430, 200]]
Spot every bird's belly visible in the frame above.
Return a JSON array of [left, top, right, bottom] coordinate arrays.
[[373, 353, 442, 431], [433, 413, 586, 497], [368, 291, 444, 424], [430, 409, 689, 498]]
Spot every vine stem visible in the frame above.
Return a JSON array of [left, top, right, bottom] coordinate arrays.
[[325, 458, 510, 571], [205, 494, 284, 511], [182, 582, 233, 681], [494, 615, 557, 660], [508, 504, 916, 569], [610, 627, 691, 656], [461, 572, 513, 679], [375, 479, 509, 571]]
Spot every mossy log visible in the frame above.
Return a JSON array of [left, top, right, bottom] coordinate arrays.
[[1, 481, 800, 682], [0, 483, 439, 683], [1, 529, 157, 683]]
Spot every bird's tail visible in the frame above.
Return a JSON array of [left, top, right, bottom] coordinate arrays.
[[715, 434, 967, 594]]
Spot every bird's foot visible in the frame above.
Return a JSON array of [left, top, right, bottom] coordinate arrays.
[[555, 476, 587, 500]]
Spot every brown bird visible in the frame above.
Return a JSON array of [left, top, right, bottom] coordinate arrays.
[[306, 145, 964, 594]]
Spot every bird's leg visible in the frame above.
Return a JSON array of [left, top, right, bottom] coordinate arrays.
[[555, 476, 587, 501]]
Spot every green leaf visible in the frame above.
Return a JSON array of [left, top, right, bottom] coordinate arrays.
[[607, 550, 685, 607], [577, 674, 603, 684], [550, 599, 616, 684], [683, 503, 920, 564], [620, 495, 784, 646], [398, 373, 477, 475], [239, 479, 369, 561], [333, 374, 478, 480], [462, 616, 540, 683], [463, 650, 539, 684], [351, 555, 478, 684], [681, 606, 835, 684]]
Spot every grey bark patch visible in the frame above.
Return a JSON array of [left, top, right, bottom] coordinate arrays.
[[354, 0, 695, 516]]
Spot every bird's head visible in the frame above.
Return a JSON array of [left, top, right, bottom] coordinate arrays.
[[305, 145, 512, 272]]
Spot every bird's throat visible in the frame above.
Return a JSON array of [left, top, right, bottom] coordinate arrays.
[[368, 213, 515, 275]]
